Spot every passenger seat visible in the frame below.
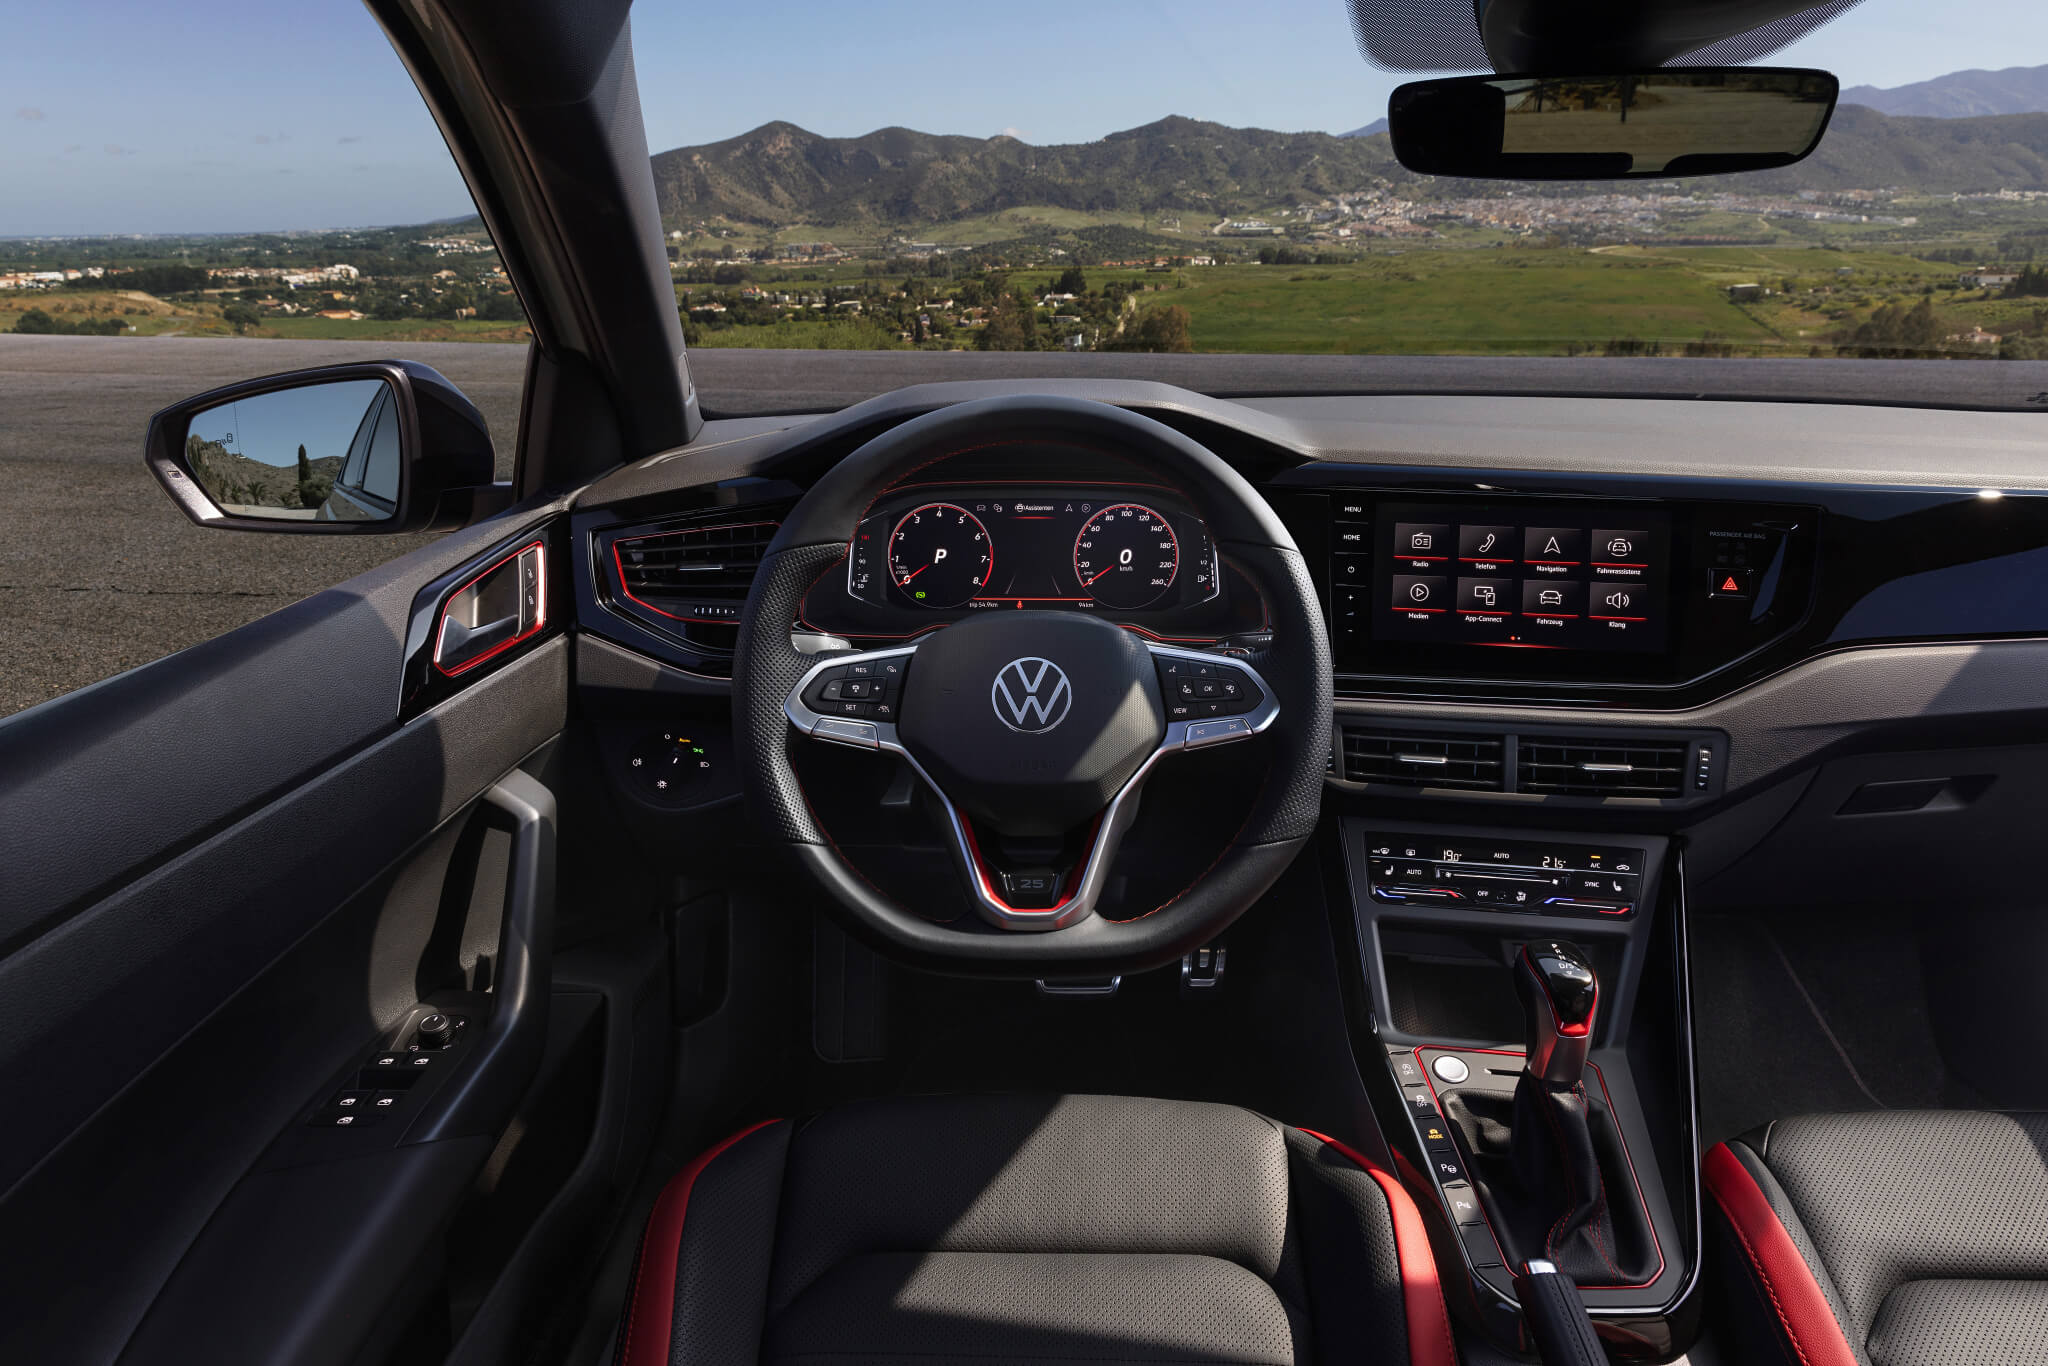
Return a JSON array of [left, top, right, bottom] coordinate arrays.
[[1704, 1112, 2048, 1365]]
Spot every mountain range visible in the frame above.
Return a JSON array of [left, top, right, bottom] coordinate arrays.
[[1842, 64, 2048, 117], [650, 116, 1402, 229], [648, 104, 2048, 233]]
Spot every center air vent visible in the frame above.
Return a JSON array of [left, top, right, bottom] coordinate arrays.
[[608, 519, 778, 662], [1343, 731, 1506, 791], [1518, 737, 1688, 798]]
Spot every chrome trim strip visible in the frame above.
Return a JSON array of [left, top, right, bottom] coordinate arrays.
[[783, 638, 1280, 932]]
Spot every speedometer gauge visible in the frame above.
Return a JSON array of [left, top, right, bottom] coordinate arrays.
[[888, 503, 994, 608], [1073, 504, 1179, 610]]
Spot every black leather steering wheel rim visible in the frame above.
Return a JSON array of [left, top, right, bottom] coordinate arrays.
[[733, 395, 1332, 976]]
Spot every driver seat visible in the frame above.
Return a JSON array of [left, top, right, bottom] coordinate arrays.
[[616, 1093, 1455, 1365]]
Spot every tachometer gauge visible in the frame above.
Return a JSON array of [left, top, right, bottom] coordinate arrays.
[[1073, 503, 1179, 610], [888, 503, 994, 608]]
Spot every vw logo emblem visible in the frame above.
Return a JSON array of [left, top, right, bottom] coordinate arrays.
[[991, 657, 1072, 734]]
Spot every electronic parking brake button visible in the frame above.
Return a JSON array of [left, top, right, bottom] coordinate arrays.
[[1442, 1182, 1487, 1227]]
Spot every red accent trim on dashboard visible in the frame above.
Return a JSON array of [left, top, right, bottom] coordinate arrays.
[[609, 520, 780, 625]]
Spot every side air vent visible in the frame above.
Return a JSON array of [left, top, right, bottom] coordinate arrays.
[[1518, 737, 1688, 798], [609, 519, 778, 661], [1342, 731, 1507, 791]]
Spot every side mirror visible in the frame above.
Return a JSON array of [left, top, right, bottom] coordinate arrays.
[[1388, 67, 1838, 180], [144, 360, 507, 534]]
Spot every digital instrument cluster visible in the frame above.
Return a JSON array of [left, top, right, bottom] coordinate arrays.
[[845, 486, 1220, 615]]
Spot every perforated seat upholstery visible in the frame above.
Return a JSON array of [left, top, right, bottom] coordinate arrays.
[[617, 1093, 1456, 1366], [1705, 1111, 2048, 1366]]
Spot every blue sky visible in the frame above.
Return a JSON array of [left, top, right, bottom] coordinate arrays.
[[3, 0, 2042, 236]]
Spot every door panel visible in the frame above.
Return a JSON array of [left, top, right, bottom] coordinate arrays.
[[0, 510, 571, 1365]]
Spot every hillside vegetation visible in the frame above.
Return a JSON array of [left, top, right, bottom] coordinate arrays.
[[650, 108, 2048, 234]]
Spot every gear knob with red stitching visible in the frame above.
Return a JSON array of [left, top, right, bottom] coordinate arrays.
[[1515, 939, 1598, 1087]]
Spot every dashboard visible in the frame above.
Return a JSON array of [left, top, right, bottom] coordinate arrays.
[[847, 485, 1215, 613], [796, 465, 1265, 644], [573, 381, 2048, 719]]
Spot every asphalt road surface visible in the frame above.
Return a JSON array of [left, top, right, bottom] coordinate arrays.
[[4, 335, 2044, 718], [0, 337, 526, 718]]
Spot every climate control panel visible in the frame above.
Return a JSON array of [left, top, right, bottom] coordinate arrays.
[[1366, 833, 1647, 918]]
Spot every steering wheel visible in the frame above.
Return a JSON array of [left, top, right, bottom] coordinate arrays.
[[734, 396, 1331, 975]]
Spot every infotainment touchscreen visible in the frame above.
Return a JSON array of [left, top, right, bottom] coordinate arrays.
[[1373, 501, 1672, 655]]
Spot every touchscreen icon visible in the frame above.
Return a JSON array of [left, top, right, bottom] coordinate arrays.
[[1474, 584, 1496, 607], [1607, 536, 1634, 558], [1604, 590, 1632, 610], [1477, 532, 1497, 554], [1410, 531, 1433, 551], [1393, 575, 1446, 611], [1538, 588, 1563, 607]]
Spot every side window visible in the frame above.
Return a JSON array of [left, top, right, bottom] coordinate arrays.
[[2, 7, 528, 719]]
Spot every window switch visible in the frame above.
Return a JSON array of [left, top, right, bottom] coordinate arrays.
[[329, 1089, 373, 1111]]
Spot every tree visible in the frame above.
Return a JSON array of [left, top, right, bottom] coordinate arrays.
[[975, 292, 1039, 351], [1106, 304, 1193, 353], [1053, 266, 1087, 296]]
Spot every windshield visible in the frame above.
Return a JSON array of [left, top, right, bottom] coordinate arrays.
[[620, 0, 2048, 409]]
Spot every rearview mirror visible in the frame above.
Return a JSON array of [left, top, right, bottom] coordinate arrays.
[[144, 360, 505, 534], [1388, 67, 1838, 180]]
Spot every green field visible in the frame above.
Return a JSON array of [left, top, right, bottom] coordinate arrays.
[[12, 241, 2042, 358], [991, 247, 1966, 354], [257, 315, 531, 343]]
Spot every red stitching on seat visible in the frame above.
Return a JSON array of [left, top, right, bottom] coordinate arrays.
[[1299, 1128, 1459, 1366], [1702, 1142, 1860, 1366], [618, 1119, 783, 1366]]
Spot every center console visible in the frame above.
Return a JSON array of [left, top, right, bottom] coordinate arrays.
[[1341, 819, 1700, 1359]]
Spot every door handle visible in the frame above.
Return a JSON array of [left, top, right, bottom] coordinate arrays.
[[434, 541, 546, 677]]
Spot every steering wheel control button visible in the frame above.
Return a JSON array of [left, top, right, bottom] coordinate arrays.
[[1432, 1055, 1471, 1085], [1155, 658, 1262, 720], [813, 717, 881, 750], [1185, 717, 1251, 748], [801, 656, 911, 727]]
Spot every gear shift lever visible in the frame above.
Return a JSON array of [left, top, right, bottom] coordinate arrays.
[[1499, 939, 1639, 1282], [1514, 940, 1598, 1087]]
